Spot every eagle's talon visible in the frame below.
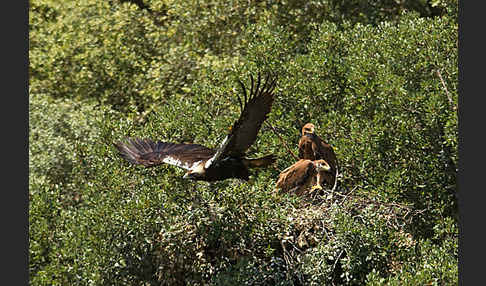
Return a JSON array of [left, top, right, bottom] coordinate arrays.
[[310, 185, 323, 192]]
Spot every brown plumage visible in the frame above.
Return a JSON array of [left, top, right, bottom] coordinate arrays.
[[274, 159, 331, 196], [298, 123, 338, 188], [114, 72, 278, 182]]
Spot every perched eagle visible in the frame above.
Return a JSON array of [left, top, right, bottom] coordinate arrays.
[[275, 159, 331, 196], [298, 123, 338, 189], [114, 73, 278, 182]]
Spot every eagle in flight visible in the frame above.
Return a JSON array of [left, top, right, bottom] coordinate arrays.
[[114, 72, 278, 182], [275, 159, 331, 196], [298, 123, 338, 190]]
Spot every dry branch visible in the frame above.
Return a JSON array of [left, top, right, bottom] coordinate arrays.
[[436, 69, 456, 111], [265, 122, 299, 161]]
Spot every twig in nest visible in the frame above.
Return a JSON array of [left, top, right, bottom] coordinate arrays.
[[265, 122, 299, 161], [331, 249, 345, 277], [281, 239, 292, 266], [330, 190, 412, 211]]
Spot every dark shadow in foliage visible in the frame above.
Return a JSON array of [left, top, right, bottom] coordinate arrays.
[[329, 0, 447, 25], [117, 0, 152, 12]]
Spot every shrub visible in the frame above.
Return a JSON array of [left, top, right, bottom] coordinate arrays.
[[29, 0, 458, 284], [268, 12, 458, 238]]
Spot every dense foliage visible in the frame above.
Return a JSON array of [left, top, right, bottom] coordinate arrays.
[[29, 0, 458, 284]]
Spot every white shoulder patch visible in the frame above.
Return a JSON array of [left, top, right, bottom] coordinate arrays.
[[162, 156, 191, 170], [163, 155, 205, 172], [205, 135, 230, 169]]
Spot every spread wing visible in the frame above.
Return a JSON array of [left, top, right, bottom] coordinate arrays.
[[114, 138, 215, 170], [205, 72, 277, 169]]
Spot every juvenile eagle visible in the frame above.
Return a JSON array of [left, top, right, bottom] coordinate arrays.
[[275, 159, 331, 196], [298, 123, 338, 189], [114, 73, 278, 182]]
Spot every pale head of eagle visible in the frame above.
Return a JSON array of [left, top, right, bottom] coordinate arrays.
[[302, 123, 315, 136], [313, 159, 331, 172]]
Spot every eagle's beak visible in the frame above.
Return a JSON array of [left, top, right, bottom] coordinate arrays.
[[183, 172, 192, 179], [304, 128, 314, 135]]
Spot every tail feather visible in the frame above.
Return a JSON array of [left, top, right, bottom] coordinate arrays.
[[244, 154, 277, 168]]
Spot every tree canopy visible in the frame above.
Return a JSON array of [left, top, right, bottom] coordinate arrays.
[[29, 0, 458, 284]]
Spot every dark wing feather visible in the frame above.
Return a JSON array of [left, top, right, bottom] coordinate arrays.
[[298, 134, 338, 171], [209, 73, 277, 166], [298, 133, 338, 186], [114, 138, 215, 170], [298, 135, 315, 160], [300, 135, 337, 187], [315, 138, 338, 172]]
